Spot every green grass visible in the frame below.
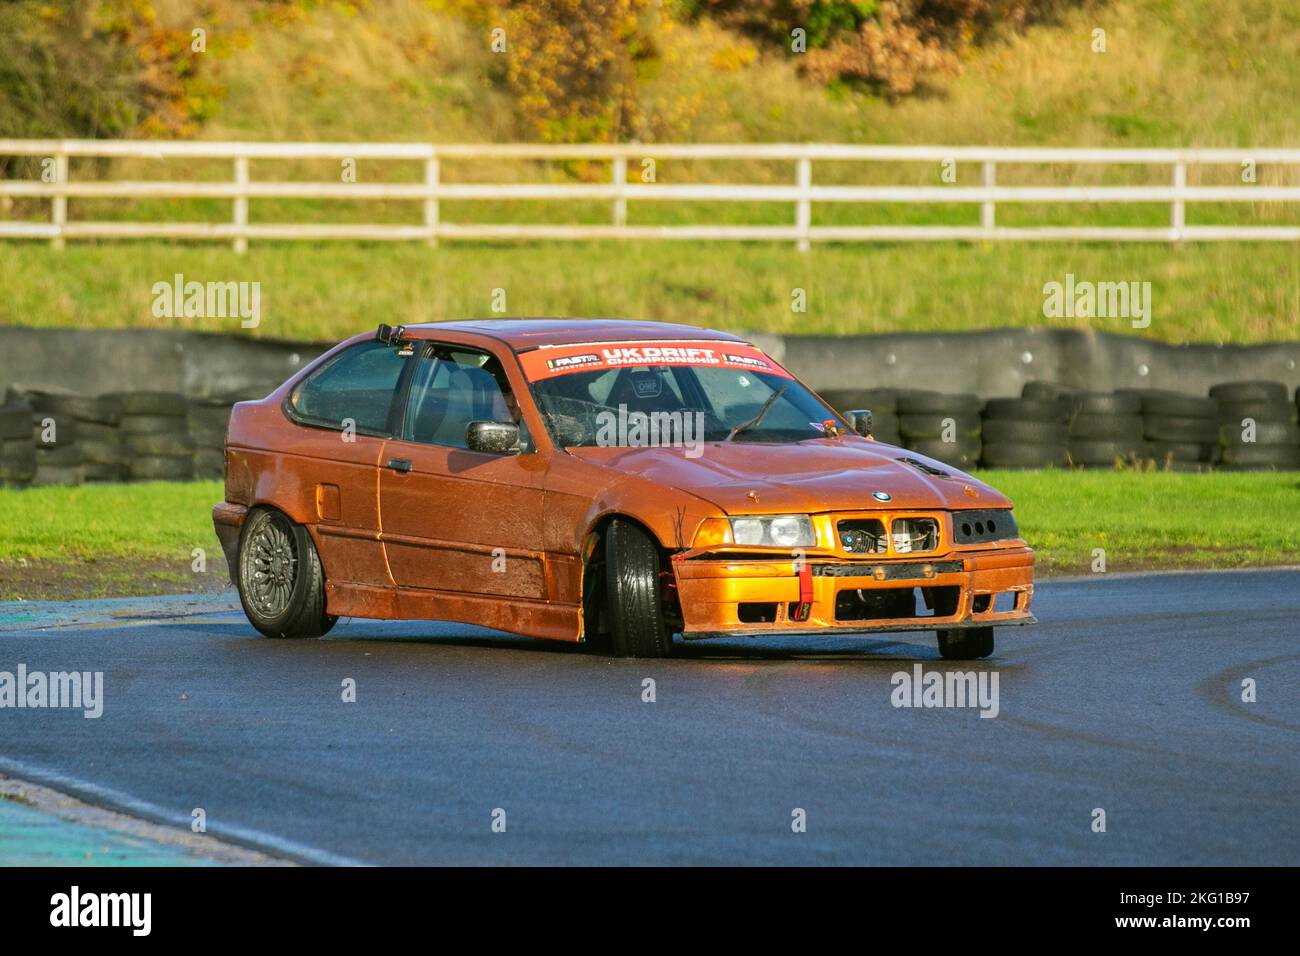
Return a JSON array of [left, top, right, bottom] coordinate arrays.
[[986, 470, 1300, 573], [0, 481, 223, 562], [1, 238, 1295, 343], [0, 474, 1295, 590]]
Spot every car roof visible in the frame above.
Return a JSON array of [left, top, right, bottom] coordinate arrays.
[[401, 318, 749, 351]]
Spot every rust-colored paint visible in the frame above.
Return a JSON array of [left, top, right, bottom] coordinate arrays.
[[214, 318, 1035, 643]]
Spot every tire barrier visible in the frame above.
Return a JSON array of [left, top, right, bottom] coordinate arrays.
[[1, 379, 1298, 486], [818, 379, 1300, 472], [0, 387, 267, 487]]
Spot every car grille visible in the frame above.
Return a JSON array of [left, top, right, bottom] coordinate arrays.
[[951, 509, 1018, 544]]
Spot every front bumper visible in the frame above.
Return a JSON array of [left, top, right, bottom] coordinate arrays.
[[671, 546, 1035, 640]]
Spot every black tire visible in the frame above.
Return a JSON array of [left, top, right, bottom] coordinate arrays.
[[79, 439, 124, 464], [76, 421, 120, 442], [0, 406, 31, 440], [0, 437, 35, 461], [905, 439, 981, 468], [982, 398, 1069, 423], [188, 405, 234, 431], [980, 419, 1067, 444], [1067, 440, 1147, 466], [899, 413, 981, 439], [1209, 381, 1288, 404], [1219, 444, 1300, 468], [1147, 440, 1215, 462], [124, 433, 196, 456], [237, 509, 337, 639], [119, 414, 190, 435], [103, 391, 188, 416], [937, 627, 994, 660], [1143, 415, 1220, 442], [604, 519, 672, 658], [0, 460, 36, 482], [128, 455, 194, 480], [31, 465, 84, 486], [83, 461, 129, 482], [1021, 381, 1081, 402], [1064, 393, 1142, 416], [36, 444, 83, 467], [31, 415, 77, 447], [1140, 393, 1219, 418], [896, 391, 982, 415], [1068, 416, 1145, 441], [1216, 400, 1298, 425], [979, 441, 1067, 469], [1219, 420, 1300, 446]]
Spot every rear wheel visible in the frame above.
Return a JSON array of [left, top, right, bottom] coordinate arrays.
[[937, 626, 994, 660], [604, 519, 673, 658], [237, 508, 336, 639]]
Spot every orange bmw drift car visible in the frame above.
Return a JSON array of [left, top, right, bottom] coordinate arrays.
[[213, 319, 1035, 659]]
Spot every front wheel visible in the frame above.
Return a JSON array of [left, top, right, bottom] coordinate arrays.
[[604, 519, 673, 658], [936, 626, 994, 660], [237, 508, 337, 639]]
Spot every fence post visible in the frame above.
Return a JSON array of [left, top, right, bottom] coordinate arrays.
[[424, 156, 440, 248], [232, 157, 249, 254], [51, 148, 68, 251], [1171, 159, 1186, 243], [981, 160, 996, 232], [795, 155, 812, 252], [612, 155, 628, 230]]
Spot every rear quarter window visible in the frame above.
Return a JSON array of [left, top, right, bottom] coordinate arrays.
[[289, 340, 408, 433]]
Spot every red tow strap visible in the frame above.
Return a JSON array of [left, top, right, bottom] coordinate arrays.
[[793, 561, 814, 621]]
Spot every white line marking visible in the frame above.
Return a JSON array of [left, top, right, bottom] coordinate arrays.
[[0, 756, 369, 867]]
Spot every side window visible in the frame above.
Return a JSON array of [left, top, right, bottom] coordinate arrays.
[[402, 346, 524, 450], [289, 340, 409, 433]]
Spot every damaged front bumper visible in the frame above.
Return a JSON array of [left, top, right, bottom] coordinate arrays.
[[671, 546, 1035, 640]]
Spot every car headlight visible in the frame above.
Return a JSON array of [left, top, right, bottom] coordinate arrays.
[[729, 515, 815, 548]]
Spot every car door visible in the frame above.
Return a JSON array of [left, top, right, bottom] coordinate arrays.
[[284, 338, 414, 587], [378, 341, 548, 600]]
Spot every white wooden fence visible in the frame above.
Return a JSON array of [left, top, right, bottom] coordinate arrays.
[[1, 140, 1298, 252]]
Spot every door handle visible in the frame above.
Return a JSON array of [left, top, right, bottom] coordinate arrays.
[[386, 458, 412, 473]]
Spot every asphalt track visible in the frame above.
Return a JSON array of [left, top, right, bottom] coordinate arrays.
[[1, 569, 1297, 866]]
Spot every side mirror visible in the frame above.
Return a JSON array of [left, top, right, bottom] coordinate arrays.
[[466, 420, 520, 454], [845, 408, 873, 437]]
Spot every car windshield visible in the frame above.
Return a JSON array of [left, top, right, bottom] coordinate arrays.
[[525, 356, 841, 448]]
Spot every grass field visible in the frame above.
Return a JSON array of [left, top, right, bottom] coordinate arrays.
[[2, 239, 1295, 344], [0, 473, 1295, 600]]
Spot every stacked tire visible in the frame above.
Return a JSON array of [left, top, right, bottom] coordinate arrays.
[[74, 395, 128, 482], [1125, 389, 1219, 471], [107, 391, 195, 482], [1211, 381, 1300, 471], [818, 388, 901, 445], [978, 388, 1069, 469], [7, 388, 87, 486], [0, 401, 35, 488], [895, 390, 982, 469], [1064, 392, 1146, 469], [189, 394, 240, 480]]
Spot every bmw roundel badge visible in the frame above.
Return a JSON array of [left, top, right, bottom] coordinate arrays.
[[872, 491, 892, 502]]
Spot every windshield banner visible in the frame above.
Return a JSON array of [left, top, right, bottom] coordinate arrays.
[[519, 340, 791, 381]]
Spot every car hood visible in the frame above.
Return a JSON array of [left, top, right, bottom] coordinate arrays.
[[567, 438, 1011, 514]]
